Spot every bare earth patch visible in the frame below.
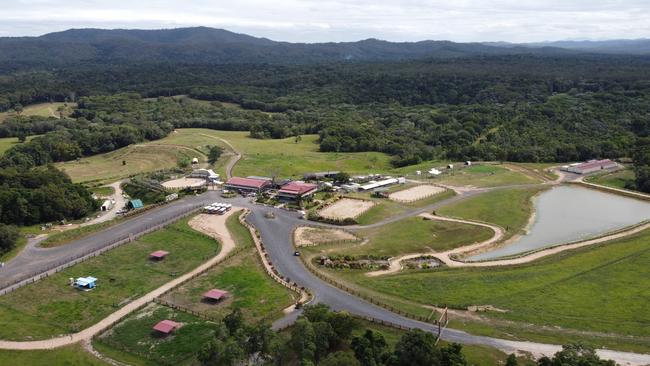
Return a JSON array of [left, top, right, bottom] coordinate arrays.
[[389, 185, 445, 203], [294, 226, 359, 247], [318, 198, 375, 220], [162, 177, 206, 189]]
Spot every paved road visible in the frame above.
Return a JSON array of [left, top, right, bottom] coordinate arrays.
[[1, 185, 648, 363]]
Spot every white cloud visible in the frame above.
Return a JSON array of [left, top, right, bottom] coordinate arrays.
[[0, 0, 648, 42]]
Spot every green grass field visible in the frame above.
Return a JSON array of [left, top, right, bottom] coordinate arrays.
[[57, 143, 203, 183], [95, 303, 220, 366], [0, 217, 219, 340], [341, 216, 493, 257], [0, 135, 39, 156], [586, 168, 636, 190], [162, 212, 295, 322], [0, 344, 108, 366], [434, 164, 540, 187], [439, 186, 547, 241], [340, 228, 650, 345], [89, 186, 116, 197], [0, 102, 76, 122]]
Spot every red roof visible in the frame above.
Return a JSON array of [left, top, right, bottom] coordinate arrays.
[[279, 181, 318, 196], [150, 250, 169, 259], [573, 159, 615, 170], [153, 320, 181, 334], [225, 177, 271, 189], [203, 289, 229, 300]]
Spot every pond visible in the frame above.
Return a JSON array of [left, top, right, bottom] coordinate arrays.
[[469, 185, 650, 261]]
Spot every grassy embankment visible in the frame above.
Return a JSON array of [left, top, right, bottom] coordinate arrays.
[[0, 344, 108, 366], [161, 212, 295, 322], [341, 228, 650, 352], [438, 186, 547, 241], [0, 217, 219, 341], [586, 168, 636, 191], [93, 211, 295, 365]]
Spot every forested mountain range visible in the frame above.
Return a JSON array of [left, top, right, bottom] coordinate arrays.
[[0, 27, 579, 72]]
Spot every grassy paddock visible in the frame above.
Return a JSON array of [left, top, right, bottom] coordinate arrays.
[[0, 217, 218, 340], [95, 303, 219, 366], [439, 186, 546, 241], [586, 168, 636, 190], [162, 212, 294, 322], [0, 102, 76, 122], [343, 216, 493, 257], [434, 164, 540, 187], [0, 344, 108, 366], [0, 135, 38, 155]]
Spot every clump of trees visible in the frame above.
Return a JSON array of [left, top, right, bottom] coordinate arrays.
[[0, 165, 98, 225], [0, 223, 19, 255], [197, 304, 470, 366]]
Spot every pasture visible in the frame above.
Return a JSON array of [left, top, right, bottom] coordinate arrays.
[[0, 135, 38, 155], [0, 344, 107, 366], [0, 217, 218, 340], [586, 168, 636, 190], [434, 164, 539, 187]]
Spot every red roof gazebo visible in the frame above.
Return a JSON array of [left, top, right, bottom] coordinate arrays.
[[203, 289, 230, 302], [152, 319, 181, 334], [150, 250, 169, 260]]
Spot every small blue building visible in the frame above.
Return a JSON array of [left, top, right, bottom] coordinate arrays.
[[74, 276, 97, 290], [128, 199, 144, 210]]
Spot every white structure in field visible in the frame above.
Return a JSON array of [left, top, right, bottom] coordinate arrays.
[[560, 159, 618, 175]]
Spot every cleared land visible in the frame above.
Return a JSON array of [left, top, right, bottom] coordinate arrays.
[[344, 228, 650, 341], [389, 185, 445, 202], [435, 165, 539, 187], [439, 186, 547, 241], [0, 217, 218, 341], [95, 303, 220, 366], [162, 177, 206, 189], [318, 198, 376, 220], [0, 102, 76, 122], [163, 211, 294, 322], [57, 144, 202, 183], [294, 227, 359, 247]]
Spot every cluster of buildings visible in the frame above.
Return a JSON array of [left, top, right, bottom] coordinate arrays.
[[224, 176, 319, 201], [560, 159, 618, 175]]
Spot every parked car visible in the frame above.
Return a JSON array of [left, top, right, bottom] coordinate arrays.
[[293, 251, 301, 256]]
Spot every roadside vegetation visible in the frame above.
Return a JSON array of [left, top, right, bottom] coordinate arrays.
[[0, 344, 107, 366], [0, 217, 218, 340]]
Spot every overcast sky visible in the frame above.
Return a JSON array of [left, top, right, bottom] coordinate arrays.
[[1, 0, 649, 43]]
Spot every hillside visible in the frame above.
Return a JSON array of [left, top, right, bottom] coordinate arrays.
[[0, 27, 576, 72]]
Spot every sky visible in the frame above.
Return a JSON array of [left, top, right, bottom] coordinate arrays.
[[1, 0, 649, 43]]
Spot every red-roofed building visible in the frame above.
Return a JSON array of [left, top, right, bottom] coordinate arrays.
[[153, 320, 181, 334], [278, 181, 319, 200], [203, 289, 230, 302], [224, 177, 272, 193], [150, 250, 169, 260], [562, 159, 618, 174]]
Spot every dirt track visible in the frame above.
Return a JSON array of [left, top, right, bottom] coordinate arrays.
[[294, 226, 358, 246], [318, 198, 375, 219]]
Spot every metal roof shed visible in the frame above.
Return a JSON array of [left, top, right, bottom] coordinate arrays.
[[150, 250, 170, 260], [128, 199, 144, 209], [203, 289, 230, 302], [153, 320, 181, 334]]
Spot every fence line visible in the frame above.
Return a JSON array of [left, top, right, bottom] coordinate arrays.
[[0, 204, 205, 296]]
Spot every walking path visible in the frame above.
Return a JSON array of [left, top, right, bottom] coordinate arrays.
[[0, 209, 239, 350], [199, 133, 241, 179], [365, 214, 504, 277]]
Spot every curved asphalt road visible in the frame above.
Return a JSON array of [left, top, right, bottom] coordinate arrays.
[[1, 187, 648, 364]]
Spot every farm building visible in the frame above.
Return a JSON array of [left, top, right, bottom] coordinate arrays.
[[203, 289, 229, 302], [74, 276, 97, 290], [127, 199, 144, 209], [303, 171, 341, 180], [224, 177, 272, 193], [100, 200, 113, 211], [359, 177, 405, 191], [153, 320, 182, 335], [277, 181, 319, 200], [189, 169, 220, 182], [428, 168, 442, 176], [149, 250, 169, 260], [561, 159, 618, 174]]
